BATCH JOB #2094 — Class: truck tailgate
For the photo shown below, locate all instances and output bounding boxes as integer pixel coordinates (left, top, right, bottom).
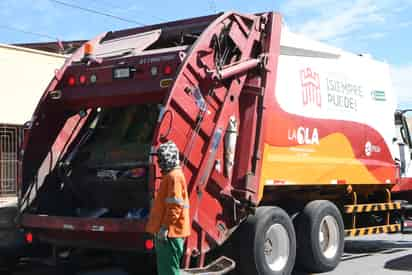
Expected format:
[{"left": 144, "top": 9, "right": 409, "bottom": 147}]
[{"left": 21, "top": 214, "right": 151, "bottom": 250}]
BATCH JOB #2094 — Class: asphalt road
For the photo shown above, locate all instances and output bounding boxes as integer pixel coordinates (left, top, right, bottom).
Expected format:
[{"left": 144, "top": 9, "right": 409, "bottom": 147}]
[
  {"left": 323, "top": 233, "right": 412, "bottom": 275},
  {"left": 8, "top": 233, "right": 412, "bottom": 275}
]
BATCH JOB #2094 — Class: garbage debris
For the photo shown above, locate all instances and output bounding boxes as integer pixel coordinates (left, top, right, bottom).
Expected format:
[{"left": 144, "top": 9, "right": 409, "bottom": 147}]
[{"left": 125, "top": 208, "right": 149, "bottom": 220}]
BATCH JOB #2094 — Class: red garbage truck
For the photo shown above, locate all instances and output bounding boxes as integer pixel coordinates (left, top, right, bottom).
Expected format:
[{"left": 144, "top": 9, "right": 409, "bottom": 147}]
[{"left": 18, "top": 11, "right": 403, "bottom": 274}]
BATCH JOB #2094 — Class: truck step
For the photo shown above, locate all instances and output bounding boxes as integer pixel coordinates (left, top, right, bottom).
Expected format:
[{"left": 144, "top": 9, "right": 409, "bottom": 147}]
[
  {"left": 181, "top": 256, "right": 235, "bottom": 275},
  {"left": 345, "top": 224, "right": 401, "bottom": 237},
  {"left": 401, "top": 203, "right": 412, "bottom": 233},
  {"left": 402, "top": 219, "right": 412, "bottom": 233},
  {"left": 344, "top": 202, "right": 401, "bottom": 213}
]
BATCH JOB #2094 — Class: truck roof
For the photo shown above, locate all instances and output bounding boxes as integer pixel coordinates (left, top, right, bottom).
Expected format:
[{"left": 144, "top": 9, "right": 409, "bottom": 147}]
[{"left": 280, "top": 27, "right": 387, "bottom": 65}]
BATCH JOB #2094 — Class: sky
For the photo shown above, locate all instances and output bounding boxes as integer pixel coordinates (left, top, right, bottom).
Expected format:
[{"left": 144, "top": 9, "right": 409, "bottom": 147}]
[{"left": 0, "top": 0, "right": 411, "bottom": 107}]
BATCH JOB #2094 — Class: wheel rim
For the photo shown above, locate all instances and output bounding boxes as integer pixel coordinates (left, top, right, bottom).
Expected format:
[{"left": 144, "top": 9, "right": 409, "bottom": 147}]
[
  {"left": 319, "top": 215, "right": 340, "bottom": 259},
  {"left": 264, "top": 223, "right": 290, "bottom": 272}
]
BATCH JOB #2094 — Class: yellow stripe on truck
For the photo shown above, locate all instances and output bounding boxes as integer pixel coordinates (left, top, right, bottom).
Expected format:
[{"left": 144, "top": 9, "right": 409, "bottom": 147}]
[
  {"left": 344, "top": 224, "right": 401, "bottom": 237},
  {"left": 260, "top": 133, "right": 380, "bottom": 194},
  {"left": 344, "top": 202, "right": 401, "bottom": 213}
]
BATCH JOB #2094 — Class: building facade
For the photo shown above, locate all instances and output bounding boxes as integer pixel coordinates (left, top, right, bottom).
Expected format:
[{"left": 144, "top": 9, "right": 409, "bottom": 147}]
[{"left": 0, "top": 44, "right": 66, "bottom": 196}]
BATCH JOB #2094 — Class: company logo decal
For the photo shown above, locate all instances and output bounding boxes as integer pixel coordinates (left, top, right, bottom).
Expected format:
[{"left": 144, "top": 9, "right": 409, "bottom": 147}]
[
  {"left": 371, "top": 90, "right": 386, "bottom": 101},
  {"left": 365, "top": 141, "right": 381, "bottom": 157},
  {"left": 288, "top": 127, "right": 319, "bottom": 145},
  {"left": 301, "top": 68, "right": 321, "bottom": 108}
]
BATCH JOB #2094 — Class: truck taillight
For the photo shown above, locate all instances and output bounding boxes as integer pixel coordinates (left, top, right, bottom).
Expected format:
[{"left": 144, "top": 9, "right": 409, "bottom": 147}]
[
  {"left": 90, "top": 74, "right": 97, "bottom": 84},
  {"left": 163, "top": 64, "right": 172, "bottom": 75},
  {"left": 25, "top": 232, "right": 33, "bottom": 244},
  {"left": 68, "top": 76, "right": 76, "bottom": 86},
  {"left": 79, "top": 75, "right": 87, "bottom": 85},
  {"left": 145, "top": 239, "right": 154, "bottom": 250},
  {"left": 150, "top": 66, "right": 158, "bottom": 77}
]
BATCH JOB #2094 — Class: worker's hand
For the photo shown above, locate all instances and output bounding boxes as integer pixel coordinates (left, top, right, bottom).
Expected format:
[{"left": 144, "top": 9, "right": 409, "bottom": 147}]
[{"left": 157, "top": 226, "right": 169, "bottom": 242}]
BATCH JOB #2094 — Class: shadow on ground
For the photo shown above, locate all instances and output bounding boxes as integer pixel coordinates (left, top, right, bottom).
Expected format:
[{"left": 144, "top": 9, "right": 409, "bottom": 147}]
[
  {"left": 344, "top": 239, "right": 412, "bottom": 254},
  {"left": 292, "top": 270, "right": 310, "bottom": 275},
  {"left": 384, "top": 254, "right": 412, "bottom": 272},
  {"left": 294, "top": 239, "right": 412, "bottom": 274}
]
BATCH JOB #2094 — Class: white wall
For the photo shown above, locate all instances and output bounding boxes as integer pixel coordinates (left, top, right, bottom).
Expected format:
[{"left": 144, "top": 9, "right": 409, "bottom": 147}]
[{"left": 0, "top": 44, "right": 66, "bottom": 125}]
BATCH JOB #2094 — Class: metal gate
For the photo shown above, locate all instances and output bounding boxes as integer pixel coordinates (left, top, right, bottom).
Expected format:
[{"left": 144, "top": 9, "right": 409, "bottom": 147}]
[{"left": 0, "top": 124, "right": 23, "bottom": 196}]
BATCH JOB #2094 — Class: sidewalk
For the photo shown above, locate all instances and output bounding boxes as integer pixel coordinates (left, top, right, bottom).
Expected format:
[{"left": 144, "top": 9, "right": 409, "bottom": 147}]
[{"left": 0, "top": 196, "right": 17, "bottom": 208}]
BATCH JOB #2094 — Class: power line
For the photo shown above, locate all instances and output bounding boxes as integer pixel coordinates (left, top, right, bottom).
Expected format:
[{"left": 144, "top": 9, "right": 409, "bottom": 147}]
[
  {"left": 0, "top": 24, "right": 59, "bottom": 41},
  {"left": 209, "top": 0, "right": 217, "bottom": 13},
  {"left": 87, "top": 0, "right": 166, "bottom": 22},
  {"left": 48, "top": 0, "right": 146, "bottom": 26}
]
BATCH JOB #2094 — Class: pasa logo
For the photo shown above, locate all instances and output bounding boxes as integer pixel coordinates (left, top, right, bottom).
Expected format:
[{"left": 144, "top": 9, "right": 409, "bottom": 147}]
[{"left": 301, "top": 68, "right": 321, "bottom": 108}]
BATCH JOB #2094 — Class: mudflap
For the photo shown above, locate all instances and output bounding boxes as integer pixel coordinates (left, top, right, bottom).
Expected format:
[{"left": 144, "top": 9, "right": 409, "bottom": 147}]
[{"left": 181, "top": 256, "right": 235, "bottom": 275}]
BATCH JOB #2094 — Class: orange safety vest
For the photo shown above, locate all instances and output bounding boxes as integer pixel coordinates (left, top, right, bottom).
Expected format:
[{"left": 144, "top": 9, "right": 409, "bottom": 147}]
[{"left": 146, "top": 167, "right": 191, "bottom": 238}]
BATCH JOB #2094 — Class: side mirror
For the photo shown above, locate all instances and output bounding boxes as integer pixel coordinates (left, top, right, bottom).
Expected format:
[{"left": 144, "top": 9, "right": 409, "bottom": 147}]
[{"left": 399, "top": 143, "right": 407, "bottom": 175}]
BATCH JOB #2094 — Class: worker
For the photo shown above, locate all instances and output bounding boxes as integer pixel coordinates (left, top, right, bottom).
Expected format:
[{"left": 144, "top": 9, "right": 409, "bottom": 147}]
[{"left": 146, "top": 141, "right": 191, "bottom": 275}]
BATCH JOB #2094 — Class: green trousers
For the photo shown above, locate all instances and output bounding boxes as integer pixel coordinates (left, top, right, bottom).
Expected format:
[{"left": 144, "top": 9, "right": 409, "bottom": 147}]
[{"left": 155, "top": 237, "right": 184, "bottom": 275}]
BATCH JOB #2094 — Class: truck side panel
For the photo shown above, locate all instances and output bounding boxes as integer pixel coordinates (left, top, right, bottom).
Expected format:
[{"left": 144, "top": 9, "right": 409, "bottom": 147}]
[{"left": 261, "top": 40, "right": 397, "bottom": 190}]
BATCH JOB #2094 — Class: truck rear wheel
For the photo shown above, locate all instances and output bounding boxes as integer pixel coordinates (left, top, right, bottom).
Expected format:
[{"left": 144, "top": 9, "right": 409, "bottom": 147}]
[
  {"left": 295, "top": 200, "right": 344, "bottom": 273},
  {"left": 238, "top": 206, "right": 296, "bottom": 275}
]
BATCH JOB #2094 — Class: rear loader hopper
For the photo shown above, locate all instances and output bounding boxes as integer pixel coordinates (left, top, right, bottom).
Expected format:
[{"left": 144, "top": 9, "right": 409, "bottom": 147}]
[{"left": 18, "top": 11, "right": 403, "bottom": 275}]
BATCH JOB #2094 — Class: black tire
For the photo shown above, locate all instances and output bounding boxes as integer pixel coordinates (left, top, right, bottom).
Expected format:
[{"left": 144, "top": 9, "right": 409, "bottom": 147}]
[
  {"left": 295, "top": 200, "right": 344, "bottom": 273},
  {"left": 238, "top": 206, "right": 296, "bottom": 275}
]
